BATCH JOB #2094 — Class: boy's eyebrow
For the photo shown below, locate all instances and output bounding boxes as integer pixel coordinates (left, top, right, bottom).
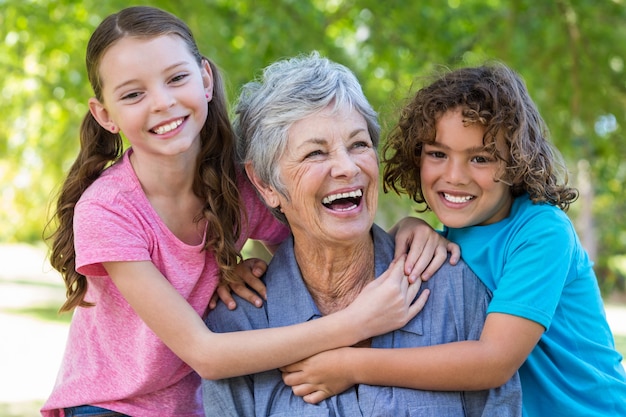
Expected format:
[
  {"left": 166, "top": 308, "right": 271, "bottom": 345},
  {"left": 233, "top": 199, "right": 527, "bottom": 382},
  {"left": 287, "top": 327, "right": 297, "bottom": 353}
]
[{"left": 428, "top": 141, "right": 488, "bottom": 153}]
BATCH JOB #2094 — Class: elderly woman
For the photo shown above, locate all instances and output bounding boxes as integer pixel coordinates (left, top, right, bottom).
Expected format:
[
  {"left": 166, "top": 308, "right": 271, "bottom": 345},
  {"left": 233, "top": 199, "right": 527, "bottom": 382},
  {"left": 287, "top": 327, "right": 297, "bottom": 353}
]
[{"left": 202, "top": 52, "right": 522, "bottom": 416}]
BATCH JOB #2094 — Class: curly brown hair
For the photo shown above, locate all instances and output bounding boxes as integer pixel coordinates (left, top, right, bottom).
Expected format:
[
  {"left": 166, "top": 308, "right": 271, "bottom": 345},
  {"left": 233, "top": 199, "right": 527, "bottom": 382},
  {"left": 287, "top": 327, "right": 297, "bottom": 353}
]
[
  {"left": 383, "top": 62, "right": 578, "bottom": 213},
  {"left": 43, "top": 6, "right": 244, "bottom": 313}
]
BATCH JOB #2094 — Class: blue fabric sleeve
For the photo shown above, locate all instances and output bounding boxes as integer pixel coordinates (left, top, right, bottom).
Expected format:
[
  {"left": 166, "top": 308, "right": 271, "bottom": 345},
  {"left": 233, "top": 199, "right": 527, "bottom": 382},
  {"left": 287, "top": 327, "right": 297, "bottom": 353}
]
[{"left": 487, "top": 209, "right": 576, "bottom": 330}]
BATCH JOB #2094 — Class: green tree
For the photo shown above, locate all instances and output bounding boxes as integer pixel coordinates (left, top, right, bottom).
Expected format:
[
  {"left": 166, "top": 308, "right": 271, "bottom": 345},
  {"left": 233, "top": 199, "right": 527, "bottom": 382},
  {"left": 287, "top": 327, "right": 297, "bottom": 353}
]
[{"left": 1, "top": 0, "right": 624, "bottom": 290}]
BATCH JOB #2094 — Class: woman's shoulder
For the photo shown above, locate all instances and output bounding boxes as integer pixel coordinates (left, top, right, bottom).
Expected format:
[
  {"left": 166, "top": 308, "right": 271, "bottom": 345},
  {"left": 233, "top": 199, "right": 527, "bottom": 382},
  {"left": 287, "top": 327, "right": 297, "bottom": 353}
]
[
  {"left": 430, "top": 257, "right": 491, "bottom": 297},
  {"left": 206, "top": 292, "right": 269, "bottom": 333}
]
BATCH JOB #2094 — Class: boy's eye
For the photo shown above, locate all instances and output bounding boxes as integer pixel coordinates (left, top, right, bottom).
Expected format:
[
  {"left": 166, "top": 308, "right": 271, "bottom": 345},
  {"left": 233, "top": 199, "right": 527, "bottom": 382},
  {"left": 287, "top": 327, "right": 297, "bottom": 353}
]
[
  {"left": 472, "top": 155, "right": 491, "bottom": 163},
  {"left": 427, "top": 151, "right": 446, "bottom": 158}
]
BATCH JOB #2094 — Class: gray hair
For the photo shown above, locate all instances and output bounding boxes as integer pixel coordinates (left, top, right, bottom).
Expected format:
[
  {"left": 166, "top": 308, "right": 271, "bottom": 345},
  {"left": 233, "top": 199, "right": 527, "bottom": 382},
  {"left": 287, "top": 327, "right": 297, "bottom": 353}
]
[{"left": 233, "top": 51, "right": 380, "bottom": 222}]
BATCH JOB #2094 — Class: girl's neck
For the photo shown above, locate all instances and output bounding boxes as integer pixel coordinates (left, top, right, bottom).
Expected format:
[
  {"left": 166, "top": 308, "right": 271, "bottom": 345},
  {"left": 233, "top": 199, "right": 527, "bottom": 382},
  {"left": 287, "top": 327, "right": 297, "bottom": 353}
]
[
  {"left": 129, "top": 148, "right": 205, "bottom": 246},
  {"left": 129, "top": 148, "right": 196, "bottom": 198}
]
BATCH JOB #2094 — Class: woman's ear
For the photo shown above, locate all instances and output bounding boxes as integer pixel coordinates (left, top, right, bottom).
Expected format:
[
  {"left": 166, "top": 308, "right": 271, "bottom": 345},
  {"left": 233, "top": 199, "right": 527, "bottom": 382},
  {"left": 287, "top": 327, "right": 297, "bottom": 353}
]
[
  {"left": 201, "top": 59, "right": 214, "bottom": 102},
  {"left": 88, "top": 97, "right": 119, "bottom": 134},
  {"left": 245, "top": 162, "right": 280, "bottom": 208}
]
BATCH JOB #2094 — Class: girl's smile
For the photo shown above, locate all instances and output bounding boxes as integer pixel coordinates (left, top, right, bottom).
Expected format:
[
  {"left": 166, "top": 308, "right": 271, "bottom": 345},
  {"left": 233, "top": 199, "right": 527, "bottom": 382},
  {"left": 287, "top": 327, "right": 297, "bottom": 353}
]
[
  {"left": 89, "top": 35, "right": 212, "bottom": 164},
  {"left": 150, "top": 116, "right": 187, "bottom": 136}
]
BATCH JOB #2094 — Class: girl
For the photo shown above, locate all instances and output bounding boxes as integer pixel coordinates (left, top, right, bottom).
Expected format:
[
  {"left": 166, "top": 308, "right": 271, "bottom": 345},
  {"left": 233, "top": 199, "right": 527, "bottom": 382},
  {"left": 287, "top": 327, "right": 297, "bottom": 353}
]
[
  {"left": 281, "top": 62, "right": 626, "bottom": 415},
  {"left": 41, "top": 6, "right": 455, "bottom": 417}
]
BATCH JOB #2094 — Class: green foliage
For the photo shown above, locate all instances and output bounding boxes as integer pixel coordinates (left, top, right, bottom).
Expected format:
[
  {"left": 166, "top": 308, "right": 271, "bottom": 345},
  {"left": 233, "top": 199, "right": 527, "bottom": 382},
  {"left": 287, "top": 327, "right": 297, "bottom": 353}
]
[{"left": 1, "top": 0, "right": 625, "bottom": 291}]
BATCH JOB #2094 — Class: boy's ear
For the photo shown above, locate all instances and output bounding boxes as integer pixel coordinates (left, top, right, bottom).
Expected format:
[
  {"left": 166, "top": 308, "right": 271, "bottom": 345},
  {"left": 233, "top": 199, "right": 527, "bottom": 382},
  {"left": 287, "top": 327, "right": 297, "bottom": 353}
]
[
  {"left": 88, "top": 97, "right": 119, "bottom": 134},
  {"left": 245, "top": 162, "right": 281, "bottom": 209}
]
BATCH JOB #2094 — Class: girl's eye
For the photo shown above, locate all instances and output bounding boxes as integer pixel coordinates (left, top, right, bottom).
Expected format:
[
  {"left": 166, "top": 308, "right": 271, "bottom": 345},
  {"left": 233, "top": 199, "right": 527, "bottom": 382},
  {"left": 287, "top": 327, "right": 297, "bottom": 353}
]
[
  {"left": 121, "top": 91, "right": 142, "bottom": 101},
  {"left": 171, "top": 73, "right": 189, "bottom": 83}
]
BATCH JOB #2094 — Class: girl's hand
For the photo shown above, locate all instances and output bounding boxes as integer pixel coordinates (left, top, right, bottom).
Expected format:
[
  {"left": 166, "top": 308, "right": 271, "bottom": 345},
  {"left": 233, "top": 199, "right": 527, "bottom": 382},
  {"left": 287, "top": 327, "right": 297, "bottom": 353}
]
[
  {"left": 389, "top": 216, "right": 460, "bottom": 282},
  {"left": 209, "top": 258, "right": 268, "bottom": 310},
  {"left": 280, "top": 347, "right": 353, "bottom": 404}
]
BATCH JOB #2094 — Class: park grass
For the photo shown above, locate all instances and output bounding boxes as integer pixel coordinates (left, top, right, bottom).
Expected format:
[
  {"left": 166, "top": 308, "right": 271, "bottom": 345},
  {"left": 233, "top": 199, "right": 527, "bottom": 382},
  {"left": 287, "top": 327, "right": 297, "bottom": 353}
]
[
  {"left": 1, "top": 304, "right": 71, "bottom": 324},
  {"left": 0, "top": 400, "right": 44, "bottom": 417}
]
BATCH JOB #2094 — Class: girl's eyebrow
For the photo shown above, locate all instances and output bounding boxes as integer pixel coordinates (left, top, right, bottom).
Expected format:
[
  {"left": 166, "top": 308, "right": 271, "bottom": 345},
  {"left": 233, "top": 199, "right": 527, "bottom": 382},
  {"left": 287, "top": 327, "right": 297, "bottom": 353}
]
[{"left": 111, "top": 60, "right": 191, "bottom": 93}]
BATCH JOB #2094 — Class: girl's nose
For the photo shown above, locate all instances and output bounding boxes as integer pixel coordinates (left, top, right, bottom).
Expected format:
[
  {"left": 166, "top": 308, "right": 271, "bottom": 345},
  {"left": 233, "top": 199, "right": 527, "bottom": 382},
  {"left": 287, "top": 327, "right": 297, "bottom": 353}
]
[{"left": 151, "top": 88, "right": 176, "bottom": 112}]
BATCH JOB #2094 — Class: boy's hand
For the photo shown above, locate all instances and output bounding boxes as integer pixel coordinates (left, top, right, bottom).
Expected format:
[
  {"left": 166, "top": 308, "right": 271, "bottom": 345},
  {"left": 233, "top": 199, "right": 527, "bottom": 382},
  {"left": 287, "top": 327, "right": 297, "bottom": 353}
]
[{"left": 390, "top": 216, "right": 460, "bottom": 282}]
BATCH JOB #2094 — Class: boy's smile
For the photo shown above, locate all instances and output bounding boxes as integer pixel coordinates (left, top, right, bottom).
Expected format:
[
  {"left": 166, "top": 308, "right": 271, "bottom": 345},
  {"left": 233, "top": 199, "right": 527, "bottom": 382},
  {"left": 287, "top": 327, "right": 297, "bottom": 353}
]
[{"left": 420, "top": 109, "right": 512, "bottom": 228}]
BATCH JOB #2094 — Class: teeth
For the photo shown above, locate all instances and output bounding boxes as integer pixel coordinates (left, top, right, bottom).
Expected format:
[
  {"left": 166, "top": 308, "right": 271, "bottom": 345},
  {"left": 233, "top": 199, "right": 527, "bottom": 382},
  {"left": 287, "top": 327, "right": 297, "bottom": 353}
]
[
  {"left": 153, "top": 118, "right": 183, "bottom": 135},
  {"left": 322, "top": 189, "right": 363, "bottom": 205},
  {"left": 443, "top": 193, "right": 473, "bottom": 203}
]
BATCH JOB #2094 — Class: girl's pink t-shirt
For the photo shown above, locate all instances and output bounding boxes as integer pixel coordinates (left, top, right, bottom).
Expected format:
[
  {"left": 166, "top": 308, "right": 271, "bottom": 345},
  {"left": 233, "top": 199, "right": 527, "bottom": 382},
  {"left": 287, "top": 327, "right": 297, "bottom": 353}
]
[{"left": 41, "top": 149, "right": 289, "bottom": 417}]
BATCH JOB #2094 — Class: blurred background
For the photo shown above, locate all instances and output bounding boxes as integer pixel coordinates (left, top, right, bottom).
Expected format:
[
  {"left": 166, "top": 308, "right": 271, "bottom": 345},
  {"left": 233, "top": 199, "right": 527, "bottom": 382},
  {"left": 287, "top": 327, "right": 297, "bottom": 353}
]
[{"left": 1, "top": 0, "right": 625, "bottom": 415}]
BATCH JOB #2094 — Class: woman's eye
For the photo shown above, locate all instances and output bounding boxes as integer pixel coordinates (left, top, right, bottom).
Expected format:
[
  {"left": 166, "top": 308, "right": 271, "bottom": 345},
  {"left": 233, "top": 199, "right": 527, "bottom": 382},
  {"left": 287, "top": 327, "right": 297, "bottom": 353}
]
[
  {"left": 352, "top": 140, "right": 371, "bottom": 149},
  {"left": 305, "top": 150, "right": 324, "bottom": 159}
]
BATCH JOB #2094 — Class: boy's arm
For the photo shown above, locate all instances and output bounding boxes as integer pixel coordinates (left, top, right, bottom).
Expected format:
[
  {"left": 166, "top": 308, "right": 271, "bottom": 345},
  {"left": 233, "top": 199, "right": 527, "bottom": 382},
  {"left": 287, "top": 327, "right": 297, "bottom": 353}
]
[{"left": 281, "top": 312, "right": 543, "bottom": 404}]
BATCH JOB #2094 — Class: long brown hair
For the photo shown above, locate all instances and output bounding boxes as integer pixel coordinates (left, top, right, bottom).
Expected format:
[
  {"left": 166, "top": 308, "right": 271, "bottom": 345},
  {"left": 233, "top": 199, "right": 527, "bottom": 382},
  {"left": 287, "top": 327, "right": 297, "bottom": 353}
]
[
  {"left": 44, "top": 6, "right": 244, "bottom": 313},
  {"left": 383, "top": 62, "right": 578, "bottom": 212}
]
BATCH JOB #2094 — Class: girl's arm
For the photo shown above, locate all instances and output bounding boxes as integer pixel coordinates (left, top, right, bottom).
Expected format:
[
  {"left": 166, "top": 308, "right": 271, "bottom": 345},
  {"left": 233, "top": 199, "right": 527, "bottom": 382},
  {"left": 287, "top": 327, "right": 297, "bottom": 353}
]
[
  {"left": 281, "top": 312, "right": 544, "bottom": 404},
  {"left": 103, "top": 255, "right": 429, "bottom": 380},
  {"left": 389, "top": 216, "right": 460, "bottom": 281}
]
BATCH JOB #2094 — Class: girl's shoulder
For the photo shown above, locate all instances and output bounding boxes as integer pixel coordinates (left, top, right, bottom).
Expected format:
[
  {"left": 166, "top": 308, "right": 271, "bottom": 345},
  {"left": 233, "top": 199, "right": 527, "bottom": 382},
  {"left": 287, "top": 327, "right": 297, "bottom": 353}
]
[{"left": 80, "top": 151, "right": 140, "bottom": 205}]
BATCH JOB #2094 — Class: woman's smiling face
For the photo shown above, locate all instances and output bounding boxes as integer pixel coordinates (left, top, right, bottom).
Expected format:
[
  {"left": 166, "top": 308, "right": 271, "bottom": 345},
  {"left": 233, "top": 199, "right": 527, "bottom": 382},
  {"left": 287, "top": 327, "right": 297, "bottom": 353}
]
[{"left": 267, "top": 103, "right": 379, "bottom": 245}]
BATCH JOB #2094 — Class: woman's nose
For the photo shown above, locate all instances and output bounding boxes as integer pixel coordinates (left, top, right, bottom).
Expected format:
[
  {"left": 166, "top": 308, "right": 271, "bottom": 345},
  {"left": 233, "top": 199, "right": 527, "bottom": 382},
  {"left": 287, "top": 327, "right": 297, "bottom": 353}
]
[{"left": 330, "top": 149, "right": 360, "bottom": 178}]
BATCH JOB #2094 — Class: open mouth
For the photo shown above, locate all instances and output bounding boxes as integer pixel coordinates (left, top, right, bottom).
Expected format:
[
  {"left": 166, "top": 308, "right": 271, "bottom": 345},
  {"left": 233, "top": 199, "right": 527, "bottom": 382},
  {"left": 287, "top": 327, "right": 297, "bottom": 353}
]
[
  {"left": 322, "top": 189, "right": 363, "bottom": 212},
  {"left": 150, "top": 117, "right": 185, "bottom": 135}
]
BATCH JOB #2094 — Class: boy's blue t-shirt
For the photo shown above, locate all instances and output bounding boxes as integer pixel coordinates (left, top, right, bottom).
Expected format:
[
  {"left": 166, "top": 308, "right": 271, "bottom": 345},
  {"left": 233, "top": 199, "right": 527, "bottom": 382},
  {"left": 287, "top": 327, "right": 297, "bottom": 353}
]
[{"left": 444, "top": 194, "right": 626, "bottom": 416}]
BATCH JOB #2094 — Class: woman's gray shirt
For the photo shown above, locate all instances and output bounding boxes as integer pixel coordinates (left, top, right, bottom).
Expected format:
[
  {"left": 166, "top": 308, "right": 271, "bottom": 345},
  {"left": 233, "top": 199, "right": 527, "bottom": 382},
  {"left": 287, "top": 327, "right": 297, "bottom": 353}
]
[{"left": 202, "top": 224, "right": 522, "bottom": 417}]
